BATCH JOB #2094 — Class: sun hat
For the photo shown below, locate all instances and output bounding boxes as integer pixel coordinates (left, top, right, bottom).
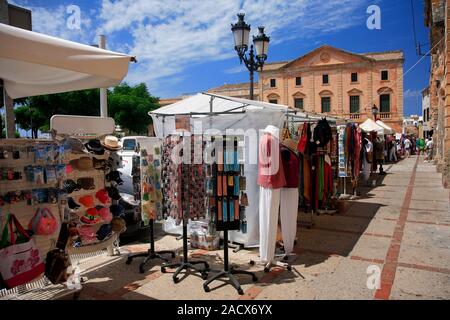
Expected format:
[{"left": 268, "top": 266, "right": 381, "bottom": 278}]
[
  {"left": 96, "top": 206, "right": 113, "bottom": 223},
  {"left": 101, "top": 135, "right": 122, "bottom": 151},
  {"left": 95, "top": 189, "right": 110, "bottom": 204},
  {"left": 79, "top": 195, "right": 94, "bottom": 208},
  {"left": 68, "top": 197, "right": 81, "bottom": 209},
  {"left": 85, "top": 139, "right": 105, "bottom": 155},
  {"left": 80, "top": 207, "right": 101, "bottom": 225},
  {"left": 106, "top": 171, "right": 124, "bottom": 185},
  {"left": 106, "top": 186, "right": 121, "bottom": 200},
  {"left": 61, "top": 138, "right": 89, "bottom": 154},
  {"left": 70, "top": 157, "right": 94, "bottom": 171}
]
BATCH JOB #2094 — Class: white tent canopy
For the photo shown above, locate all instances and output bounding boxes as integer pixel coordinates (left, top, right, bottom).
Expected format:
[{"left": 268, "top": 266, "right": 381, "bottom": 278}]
[
  {"left": 376, "top": 120, "right": 395, "bottom": 134},
  {"left": 360, "top": 118, "right": 386, "bottom": 135},
  {"left": 0, "top": 23, "right": 133, "bottom": 99},
  {"left": 150, "top": 93, "right": 296, "bottom": 137}
]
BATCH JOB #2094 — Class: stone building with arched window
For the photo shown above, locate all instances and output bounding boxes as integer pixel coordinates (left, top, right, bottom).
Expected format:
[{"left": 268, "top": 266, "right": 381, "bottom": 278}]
[{"left": 208, "top": 45, "right": 404, "bottom": 132}]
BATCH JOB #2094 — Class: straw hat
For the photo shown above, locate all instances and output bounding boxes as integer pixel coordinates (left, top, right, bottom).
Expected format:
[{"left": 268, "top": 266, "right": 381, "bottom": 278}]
[
  {"left": 62, "top": 137, "right": 88, "bottom": 154},
  {"left": 282, "top": 138, "right": 298, "bottom": 153},
  {"left": 69, "top": 157, "right": 93, "bottom": 171},
  {"left": 101, "top": 135, "right": 122, "bottom": 151}
]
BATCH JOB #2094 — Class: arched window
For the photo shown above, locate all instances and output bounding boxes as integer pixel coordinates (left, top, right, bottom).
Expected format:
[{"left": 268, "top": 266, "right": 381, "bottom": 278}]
[
  {"left": 377, "top": 87, "right": 393, "bottom": 113},
  {"left": 348, "top": 89, "right": 363, "bottom": 114},
  {"left": 267, "top": 93, "right": 280, "bottom": 104},
  {"left": 292, "top": 92, "right": 306, "bottom": 109},
  {"left": 319, "top": 90, "right": 333, "bottom": 113}
]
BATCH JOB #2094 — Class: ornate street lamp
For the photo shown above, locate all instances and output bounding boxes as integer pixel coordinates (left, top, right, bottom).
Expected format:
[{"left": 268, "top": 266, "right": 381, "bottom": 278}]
[
  {"left": 372, "top": 104, "right": 379, "bottom": 121},
  {"left": 231, "top": 13, "right": 270, "bottom": 100}
]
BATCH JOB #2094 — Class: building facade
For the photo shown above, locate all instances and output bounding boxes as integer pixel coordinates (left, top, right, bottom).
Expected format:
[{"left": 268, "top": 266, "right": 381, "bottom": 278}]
[
  {"left": 209, "top": 45, "right": 404, "bottom": 132},
  {"left": 425, "top": 0, "right": 450, "bottom": 188},
  {"left": 422, "top": 87, "right": 431, "bottom": 138}
]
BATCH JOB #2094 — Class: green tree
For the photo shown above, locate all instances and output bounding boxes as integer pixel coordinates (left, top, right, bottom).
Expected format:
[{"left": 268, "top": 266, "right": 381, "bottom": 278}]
[{"left": 108, "top": 83, "right": 160, "bottom": 134}]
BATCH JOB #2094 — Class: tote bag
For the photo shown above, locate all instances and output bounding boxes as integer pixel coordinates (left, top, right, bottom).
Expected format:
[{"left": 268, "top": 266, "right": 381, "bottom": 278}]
[{"left": 0, "top": 214, "right": 45, "bottom": 289}]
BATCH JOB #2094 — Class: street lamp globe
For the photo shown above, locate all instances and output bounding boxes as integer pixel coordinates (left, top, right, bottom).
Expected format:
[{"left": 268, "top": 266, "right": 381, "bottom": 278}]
[
  {"left": 253, "top": 26, "right": 270, "bottom": 62},
  {"left": 231, "top": 13, "right": 251, "bottom": 51}
]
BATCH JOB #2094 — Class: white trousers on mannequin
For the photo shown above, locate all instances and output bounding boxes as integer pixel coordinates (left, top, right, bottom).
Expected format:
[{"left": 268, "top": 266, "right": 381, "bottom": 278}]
[
  {"left": 259, "top": 187, "right": 280, "bottom": 263},
  {"left": 280, "top": 188, "right": 299, "bottom": 255}
]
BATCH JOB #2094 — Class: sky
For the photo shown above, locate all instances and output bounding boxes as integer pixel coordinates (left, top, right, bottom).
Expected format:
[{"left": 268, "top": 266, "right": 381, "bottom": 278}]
[{"left": 8, "top": 0, "right": 430, "bottom": 116}]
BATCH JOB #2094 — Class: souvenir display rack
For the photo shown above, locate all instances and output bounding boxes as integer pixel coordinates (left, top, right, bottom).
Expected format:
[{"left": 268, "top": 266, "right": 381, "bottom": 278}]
[
  {"left": 126, "top": 142, "right": 175, "bottom": 273},
  {"left": 62, "top": 138, "right": 122, "bottom": 257},
  {"left": 0, "top": 139, "right": 80, "bottom": 299},
  {"left": 160, "top": 134, "right": 209, "bottom": 283},
  {"left": 203, "top": 136, "right": 257, "bottom": 295}
]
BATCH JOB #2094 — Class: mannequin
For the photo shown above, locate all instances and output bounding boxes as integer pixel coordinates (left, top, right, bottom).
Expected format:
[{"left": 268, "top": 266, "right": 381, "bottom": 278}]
[
  {"left": 258, "top": 125, "right": 286, "bottom": 264},
  {"left": 279, "top": 138, "right": 300, "bottom": 257}
]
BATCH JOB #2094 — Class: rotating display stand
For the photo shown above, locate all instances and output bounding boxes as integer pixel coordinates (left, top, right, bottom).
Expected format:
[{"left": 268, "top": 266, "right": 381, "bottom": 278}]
[
  {"left": 126, "top": 219, "right": 175, "bottom": 273},
  {"left": 125, "top": 149, "right": 175, "bottom": 273},
  {"left": 203, "top": 137, "right": 257, "bottom": 295},
  {"left": 161, "top": 154, "right": 209, "bottom": 283}
]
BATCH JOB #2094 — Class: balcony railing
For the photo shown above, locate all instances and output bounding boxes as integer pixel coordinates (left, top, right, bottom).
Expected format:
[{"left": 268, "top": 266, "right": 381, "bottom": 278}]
[
  {"left": 339, "top": 113, "right": 361, "bottom": 120},
  {"left": 378, "top": 112, "right": 391, "bottom": 119}
]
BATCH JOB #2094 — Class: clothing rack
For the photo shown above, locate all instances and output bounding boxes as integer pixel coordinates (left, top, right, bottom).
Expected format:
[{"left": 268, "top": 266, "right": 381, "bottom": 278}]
[{"left": 203, "top": 137, "right": 257, "bottom": 295}]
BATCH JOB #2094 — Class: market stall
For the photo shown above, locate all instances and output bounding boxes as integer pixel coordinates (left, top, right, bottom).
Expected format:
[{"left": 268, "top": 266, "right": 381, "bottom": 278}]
[
  {"left": 0, "top": 24, "right": 134, "bottom": 299},
  {"left": 150, "top": 93, "right": 290, "bottom": 248}
]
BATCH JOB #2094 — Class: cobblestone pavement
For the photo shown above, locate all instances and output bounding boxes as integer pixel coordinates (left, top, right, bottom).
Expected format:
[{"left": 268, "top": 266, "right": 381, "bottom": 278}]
[{"left": 71, "top": 155, "right": 450, "bottom": 300}]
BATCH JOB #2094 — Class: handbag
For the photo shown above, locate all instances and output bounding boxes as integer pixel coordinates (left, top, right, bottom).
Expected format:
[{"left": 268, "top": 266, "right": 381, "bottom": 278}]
[
  {"left": 28, "top": 207, "right": 58, "bottom": 236},
  {"left": 45, "top": 222, "right": 70, "bottom": 284},
  {"left": 0, "top": 214, "right": 45, "bottom": 289}
]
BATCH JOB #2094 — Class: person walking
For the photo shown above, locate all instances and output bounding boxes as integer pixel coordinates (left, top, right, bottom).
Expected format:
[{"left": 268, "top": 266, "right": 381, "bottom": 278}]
[
  {"left": 374, "top": 136, "right": 385, "bottom": 175},
  {"left": 389, "top": 137, "right": 398, "bottom": 162},
  {"left": 426, "top": 138, "right": 434, "bottom": 162},
  {"left": 361, "top": 135, "right": 373, "bottom": 185},
  {"left": 418, "top": 138, "right": 425, "bottom": 156},
  {"left": 404, "top": 136, "right": 412, "bottom": 158}
]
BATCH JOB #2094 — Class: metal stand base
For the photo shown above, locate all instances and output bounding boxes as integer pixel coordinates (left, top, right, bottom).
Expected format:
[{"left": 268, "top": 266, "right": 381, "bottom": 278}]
[
  {"left": 125, "top": 219, "right": 176, "bottom": 274},
  {"left": 161, "top": 261, "right": 210, "bottom": 283},
  {"left": 126, "top": 249, "right": 176, "bottom": 274},
  {"left": 204, "top": 267, "right": 257, "bottom": 295},
  {"left": 161, "top": 223, "right": 210, "bottom": 283}
]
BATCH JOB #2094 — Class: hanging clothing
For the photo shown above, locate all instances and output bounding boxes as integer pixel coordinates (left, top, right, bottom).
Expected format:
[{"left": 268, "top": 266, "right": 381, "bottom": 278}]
[
  {"left": 303, "top": 157, "right": 311, "bottom": 203},
  {"left": 280, "top": 188, "right": 299, "bottom": 255},
  {"left": 259, "top": 187, "right": 281, "bottom": 263},
  {"left": 353, "top": 126, "right": 362, "bottom": 178},
  {"left": 280, "top": 146, "right": 300, "bottom": 188},
  {"left": 257, "top": 133, "right": 286, "bottom": 189}
]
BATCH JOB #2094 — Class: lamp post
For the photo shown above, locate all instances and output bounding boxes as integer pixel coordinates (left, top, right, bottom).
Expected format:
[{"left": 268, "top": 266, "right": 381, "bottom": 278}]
[
  {"left": 231, "top": 13, "right": 270, "bottom": 100},
  {"left": 372, "top": 104, "right": 379, "bottom": 121}
]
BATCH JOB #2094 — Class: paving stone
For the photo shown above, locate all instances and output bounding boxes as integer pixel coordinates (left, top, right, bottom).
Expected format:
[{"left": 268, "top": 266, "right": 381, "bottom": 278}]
[{"left": 390, "top": 267, "right": 450, "bottom": 300}]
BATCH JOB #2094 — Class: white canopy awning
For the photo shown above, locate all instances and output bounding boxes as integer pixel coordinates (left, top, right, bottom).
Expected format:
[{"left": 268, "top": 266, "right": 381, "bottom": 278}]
[
  {"left": 360, "top": 118, "right": 386, "bottom": 135},
  {"left": 0, "top": 23, "right": 133, "bottom": 99},
  {"left": 376, "top": 120, "right": 395, "bottom": 134}
]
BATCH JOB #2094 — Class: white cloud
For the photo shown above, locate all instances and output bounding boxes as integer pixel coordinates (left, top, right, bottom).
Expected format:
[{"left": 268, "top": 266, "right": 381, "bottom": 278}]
[
  {"left": 97, "top": 0, "right": 369, "bottom": 96},
  {"left": 9, "top": 0, "right": 371, "bottom": 98},
  {"left": 224, "top": 65, "right": 247, "bottom": 74},
  {"left": 9, "top": 1, "right": 95, "bottom": 44},
  {"left": 404, "top": 89, "right": 422, "bottom": 99}
]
